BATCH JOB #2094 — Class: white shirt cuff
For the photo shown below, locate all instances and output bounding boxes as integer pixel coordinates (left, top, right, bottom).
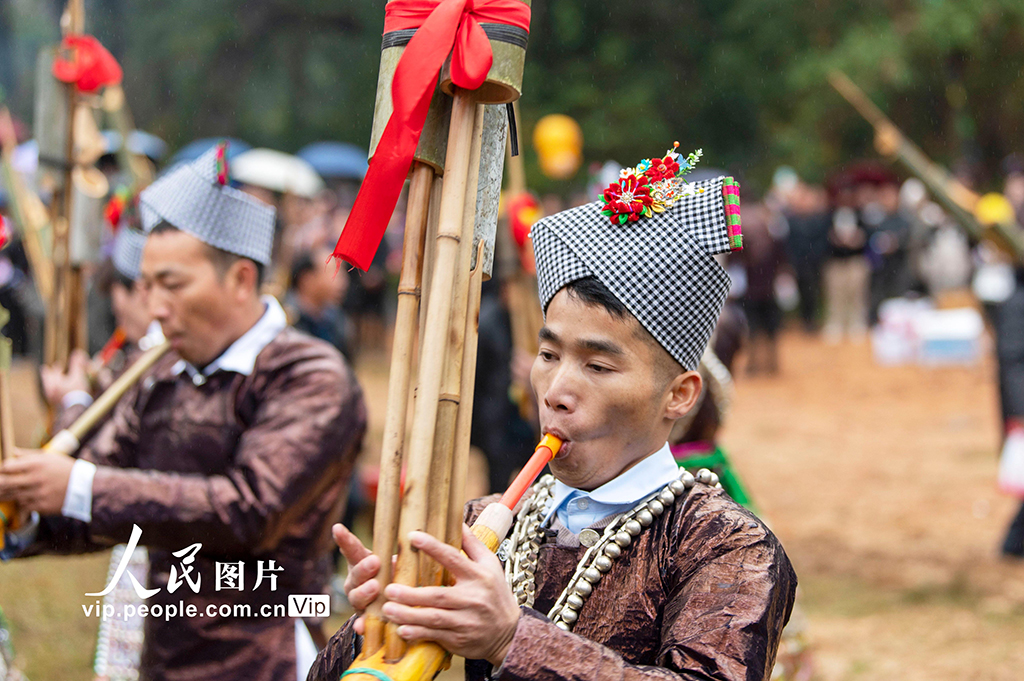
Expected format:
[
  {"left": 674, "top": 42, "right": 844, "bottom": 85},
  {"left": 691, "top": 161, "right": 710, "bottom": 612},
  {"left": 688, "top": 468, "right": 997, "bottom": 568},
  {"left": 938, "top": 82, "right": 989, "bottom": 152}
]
[
  {"left": 62, "top": 459, "right": 97, "bottom": 523},
  {"left": 61, "top": 390, "right": 94, "bottom": 411}
]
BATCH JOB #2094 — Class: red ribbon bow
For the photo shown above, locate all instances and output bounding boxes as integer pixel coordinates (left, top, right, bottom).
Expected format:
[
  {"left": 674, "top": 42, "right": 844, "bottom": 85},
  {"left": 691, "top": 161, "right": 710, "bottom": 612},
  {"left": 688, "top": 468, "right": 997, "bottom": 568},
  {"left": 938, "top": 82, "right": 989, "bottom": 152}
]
[
  {"left": 52, "top": 34, "right": 123, "bottom": 93},
  {"left": 331, "top": 0, "right": 530, "bottom": 271}
]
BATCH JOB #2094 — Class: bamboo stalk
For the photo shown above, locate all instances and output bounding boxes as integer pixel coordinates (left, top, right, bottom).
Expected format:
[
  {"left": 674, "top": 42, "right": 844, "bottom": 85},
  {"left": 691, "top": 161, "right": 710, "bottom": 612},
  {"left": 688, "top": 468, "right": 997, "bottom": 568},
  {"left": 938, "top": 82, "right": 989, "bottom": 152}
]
[
  {"left": 0, "top": 304, "right": 20, "bottom": 550},
  {"left": 423, "top": 103, "right": 485, "bottom": 587},
  {"left": 362, "top": 162, "right": 434, "bottom": 656},
  {"left": 446, "top": 240, "right": 486, "bottom": 549},
  {"left": 389, "top": 87, "right": 479, "bottom": 660}
]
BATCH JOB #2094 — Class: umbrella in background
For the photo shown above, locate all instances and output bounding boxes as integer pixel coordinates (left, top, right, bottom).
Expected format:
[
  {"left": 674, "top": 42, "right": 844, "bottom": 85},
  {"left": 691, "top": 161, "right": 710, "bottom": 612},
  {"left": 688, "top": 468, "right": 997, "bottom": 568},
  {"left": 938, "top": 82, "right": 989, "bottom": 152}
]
[
  {"left": 167, "top": 137, "right": 251, "bottom": 168},
  {"left": 296, "top": 141, "right": 368, "bottom": 181},
  {"left": 231, "top": 148, "right": 325, "bottom": 198},
  {"left": 100, "top": 129, "right": 169, "bottom": 162}
]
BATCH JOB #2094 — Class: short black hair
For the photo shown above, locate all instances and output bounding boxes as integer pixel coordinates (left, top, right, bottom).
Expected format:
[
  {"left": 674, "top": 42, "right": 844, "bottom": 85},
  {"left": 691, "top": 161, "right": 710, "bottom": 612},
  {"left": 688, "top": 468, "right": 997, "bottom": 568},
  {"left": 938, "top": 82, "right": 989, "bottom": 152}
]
[
  {"left": 95, "top": 258, "right": 136, "bottom": 296},
  {"left": 290, "top": 251, "right": 319, "bottom": 290},
  {"left": 150, "top": 220, "right": 265, "bottom": 286},
  {"left": 560, "top": 276, "right": 684, "bottom": 382}
]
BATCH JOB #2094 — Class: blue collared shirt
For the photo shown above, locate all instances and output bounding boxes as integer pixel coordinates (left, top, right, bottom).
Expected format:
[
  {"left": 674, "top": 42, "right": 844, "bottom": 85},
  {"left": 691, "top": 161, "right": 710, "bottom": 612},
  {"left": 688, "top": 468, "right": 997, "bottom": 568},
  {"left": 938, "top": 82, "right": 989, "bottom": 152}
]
[{"left": 543, "top": 442, "right": 680, "bottom": 533}]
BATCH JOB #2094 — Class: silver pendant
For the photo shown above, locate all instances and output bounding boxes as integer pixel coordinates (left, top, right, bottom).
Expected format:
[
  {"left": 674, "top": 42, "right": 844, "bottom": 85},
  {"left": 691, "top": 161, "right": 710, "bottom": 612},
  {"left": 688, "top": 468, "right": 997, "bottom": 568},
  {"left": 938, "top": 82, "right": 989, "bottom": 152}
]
[{"left": 578, "top": 528, "right": 601, "bottom": 547}]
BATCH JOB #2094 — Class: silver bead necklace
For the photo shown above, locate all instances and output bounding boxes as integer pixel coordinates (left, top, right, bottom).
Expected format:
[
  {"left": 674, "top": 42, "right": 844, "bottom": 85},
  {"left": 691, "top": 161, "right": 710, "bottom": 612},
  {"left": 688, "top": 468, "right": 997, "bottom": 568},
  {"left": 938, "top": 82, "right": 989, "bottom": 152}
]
[{"left": 501, "top": 467, "right": 722, "bottom": 632}]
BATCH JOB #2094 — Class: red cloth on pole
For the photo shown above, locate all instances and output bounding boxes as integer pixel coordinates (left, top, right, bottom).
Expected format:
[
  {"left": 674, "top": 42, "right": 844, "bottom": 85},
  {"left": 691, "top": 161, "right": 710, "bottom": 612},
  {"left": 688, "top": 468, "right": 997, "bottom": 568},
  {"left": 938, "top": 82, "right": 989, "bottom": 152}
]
[
  {"left": 331, "top": 0, "right": 530, "bottom": 271},
  {"left": 52, "top": 34, "right": 123, "bottom": 93}
]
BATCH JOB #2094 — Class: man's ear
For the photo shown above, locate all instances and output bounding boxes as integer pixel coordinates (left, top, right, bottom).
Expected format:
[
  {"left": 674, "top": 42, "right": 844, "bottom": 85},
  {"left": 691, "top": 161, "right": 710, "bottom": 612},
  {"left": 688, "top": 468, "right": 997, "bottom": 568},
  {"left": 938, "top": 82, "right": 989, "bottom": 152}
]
[
  {"left": 228, "top": 259, "right": 259, "bottom": 299},
  {"left": 664, "top": 371, "right": 702, "bottom": 421}
]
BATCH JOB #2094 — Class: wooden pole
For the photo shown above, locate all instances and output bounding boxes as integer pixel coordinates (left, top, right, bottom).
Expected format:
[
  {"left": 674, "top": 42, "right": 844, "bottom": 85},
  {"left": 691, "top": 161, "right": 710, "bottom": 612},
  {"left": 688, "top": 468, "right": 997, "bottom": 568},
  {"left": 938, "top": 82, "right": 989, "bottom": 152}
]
[
  {"left": 828, "top": 70, "right": 1024, "bottom": 263},
  {"left": 389, "top": 87, "right": 479, "bottom": 660},
  {"left": 423, "top": 103, "right": 485, "bottom": 587},
  {"left": 362, "top": 161, "right": 434, "bottom": 655}
]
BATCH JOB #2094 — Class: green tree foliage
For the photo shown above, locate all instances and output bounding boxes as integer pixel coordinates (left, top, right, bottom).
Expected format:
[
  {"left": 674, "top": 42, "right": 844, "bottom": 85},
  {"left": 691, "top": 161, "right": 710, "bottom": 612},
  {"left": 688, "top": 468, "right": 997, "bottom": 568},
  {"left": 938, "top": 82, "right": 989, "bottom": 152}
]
[{"left": 4, "top": 0, "right": 1024, "bottom": 191}]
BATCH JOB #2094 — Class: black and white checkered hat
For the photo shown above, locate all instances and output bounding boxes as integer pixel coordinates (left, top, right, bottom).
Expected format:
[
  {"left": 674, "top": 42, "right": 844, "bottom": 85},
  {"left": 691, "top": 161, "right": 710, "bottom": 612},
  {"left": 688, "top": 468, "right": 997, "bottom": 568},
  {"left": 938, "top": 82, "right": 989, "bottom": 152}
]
[
  {"left": 111, "top": 226, "right": 147, "bottom": 282},
  {"left": 138, "top": 145, "right": 275, "bottom": 265},
  {"left": 531, "top": 176, "right": 742, "bottom": 371}
]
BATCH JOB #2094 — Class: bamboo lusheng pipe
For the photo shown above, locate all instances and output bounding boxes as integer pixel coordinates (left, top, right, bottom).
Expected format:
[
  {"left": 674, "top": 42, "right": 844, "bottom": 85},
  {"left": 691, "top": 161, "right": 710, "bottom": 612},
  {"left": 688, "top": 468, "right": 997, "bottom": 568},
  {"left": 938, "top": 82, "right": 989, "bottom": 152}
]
[
  {"left": 0, "top": 306, "right": 19, "bottom": 551},
  {"left": 44, "top": 339, "right": 170, "bottom": 456},
  {"left": 828, "top": 70, "right": 1024, "bottom": 264},
  {"left": 423, "top": 102, "right": 486, "bottom": 588},
  {"left": 389, "top": 87, "right": 481, "bottom": 661},
  {"left": 343, "top": 435, "right": 562, "bottom": 681},
  {"left": 362, "top": 162, "right": 435, "bottom": 656},
  {"left": 446, "top": 241, "right": 487, "bottom": 550}
]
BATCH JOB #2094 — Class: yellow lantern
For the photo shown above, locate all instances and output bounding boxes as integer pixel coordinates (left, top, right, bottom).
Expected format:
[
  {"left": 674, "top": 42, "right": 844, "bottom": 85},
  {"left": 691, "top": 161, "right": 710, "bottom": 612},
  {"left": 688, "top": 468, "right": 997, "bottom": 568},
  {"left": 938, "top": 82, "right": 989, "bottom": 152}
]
[
  {"left": 532, "top": 114, "right": 583, "bottom": 179},
  {"left": 975, "top": 192, "right": 1016, "bottom": 226}
]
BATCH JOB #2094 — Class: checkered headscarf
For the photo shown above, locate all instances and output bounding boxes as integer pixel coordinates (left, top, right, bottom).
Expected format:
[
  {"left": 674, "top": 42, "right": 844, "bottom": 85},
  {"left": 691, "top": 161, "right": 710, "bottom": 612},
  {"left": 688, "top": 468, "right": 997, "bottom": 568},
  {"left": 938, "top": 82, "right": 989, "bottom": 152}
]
[
  {"left": 138, "top": 145, "right": 275, "bottom": 265},
  {"left": 531, "top": 176, "right": 743, "bottom": 371},
  {"left": 111, "top": 226, "right": 147, "bottom": 281}
]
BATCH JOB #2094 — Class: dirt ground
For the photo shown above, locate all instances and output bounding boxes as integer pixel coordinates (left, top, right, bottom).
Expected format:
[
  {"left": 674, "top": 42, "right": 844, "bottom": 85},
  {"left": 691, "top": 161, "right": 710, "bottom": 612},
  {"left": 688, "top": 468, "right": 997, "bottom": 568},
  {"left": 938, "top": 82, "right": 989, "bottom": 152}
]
[{"left": 2, "top": 329, "right": 1023, "bottom": 680}]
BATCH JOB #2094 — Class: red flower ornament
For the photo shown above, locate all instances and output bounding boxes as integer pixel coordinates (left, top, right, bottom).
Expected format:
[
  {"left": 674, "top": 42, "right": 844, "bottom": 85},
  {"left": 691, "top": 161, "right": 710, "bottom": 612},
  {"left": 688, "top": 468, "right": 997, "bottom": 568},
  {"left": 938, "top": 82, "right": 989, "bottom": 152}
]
[
  {"left": 645, "top": 155, "right": 680, "bottom": 182},
  {"left": 601, "top": 172, "right": 654, "bottom": 225}
]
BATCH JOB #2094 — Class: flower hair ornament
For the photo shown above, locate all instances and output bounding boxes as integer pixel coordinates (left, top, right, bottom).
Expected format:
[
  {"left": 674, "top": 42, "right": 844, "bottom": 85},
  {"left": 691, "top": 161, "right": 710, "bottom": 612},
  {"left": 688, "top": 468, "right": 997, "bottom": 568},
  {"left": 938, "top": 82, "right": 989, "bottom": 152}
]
[{"left": 601, "top": 143, "right": 704, "bottom": 225}]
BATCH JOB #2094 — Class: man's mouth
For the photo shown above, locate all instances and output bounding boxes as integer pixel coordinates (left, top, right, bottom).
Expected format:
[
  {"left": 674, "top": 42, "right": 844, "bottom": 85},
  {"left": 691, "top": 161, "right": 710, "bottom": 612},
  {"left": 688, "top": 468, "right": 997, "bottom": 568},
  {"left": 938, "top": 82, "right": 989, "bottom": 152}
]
[{"left": 542, "top": 427, "right": 572, "bottom": 458}]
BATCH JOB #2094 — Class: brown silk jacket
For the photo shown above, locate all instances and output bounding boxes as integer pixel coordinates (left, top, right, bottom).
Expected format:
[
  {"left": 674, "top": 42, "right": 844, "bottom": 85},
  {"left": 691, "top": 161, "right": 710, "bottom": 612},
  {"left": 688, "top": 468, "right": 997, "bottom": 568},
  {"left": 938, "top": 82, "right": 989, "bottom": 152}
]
[
  {"left": 30, "top": 328, "right": 367, "bottom": 681},
  {"left": 310, "top": 483, "right": 796, "bottom": 681}
]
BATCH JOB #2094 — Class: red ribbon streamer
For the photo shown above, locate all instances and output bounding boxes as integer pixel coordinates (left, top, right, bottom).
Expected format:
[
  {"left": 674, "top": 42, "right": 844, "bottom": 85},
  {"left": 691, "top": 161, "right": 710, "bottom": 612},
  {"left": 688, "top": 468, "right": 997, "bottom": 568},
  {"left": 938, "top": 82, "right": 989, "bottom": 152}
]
[
  {"left": 331, "top": 0, "right": 530, "bottom": 271},
  {"left": 52, "top": 34, "right": 123, "bottom": 93}
]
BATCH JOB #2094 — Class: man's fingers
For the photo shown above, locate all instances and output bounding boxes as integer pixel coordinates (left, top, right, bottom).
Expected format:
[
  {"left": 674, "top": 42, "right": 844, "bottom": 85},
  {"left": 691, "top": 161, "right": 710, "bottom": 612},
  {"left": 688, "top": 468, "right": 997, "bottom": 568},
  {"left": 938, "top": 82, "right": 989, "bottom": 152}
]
[
  {"left": 346, "top": 579, "right": 381, "bottom": 612},
  {"left": 344, "top": 555, "right": 381, "bottom": 593},
  {"left": 383, "top": 584, "right": 458, "bottom": 609},
  {"left": 382, "top": 601, "right": 457, "bottom": 631},
  {"left": 332, "top": 523, "right": 372, "bottom": 564},
  {"left": 408, "top": 531, "right": 474, "bottom": 580}
]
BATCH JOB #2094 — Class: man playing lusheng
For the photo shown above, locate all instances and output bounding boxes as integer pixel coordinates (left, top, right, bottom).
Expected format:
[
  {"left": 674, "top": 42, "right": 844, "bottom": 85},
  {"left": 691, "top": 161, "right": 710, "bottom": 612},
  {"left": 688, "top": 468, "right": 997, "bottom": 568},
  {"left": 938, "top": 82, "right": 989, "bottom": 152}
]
[
  {"left": 0, "top": 145, "right": 366, "bottom": 681},
  {"left": 310, "top": 146, "right": 796, "bottom": 681}
]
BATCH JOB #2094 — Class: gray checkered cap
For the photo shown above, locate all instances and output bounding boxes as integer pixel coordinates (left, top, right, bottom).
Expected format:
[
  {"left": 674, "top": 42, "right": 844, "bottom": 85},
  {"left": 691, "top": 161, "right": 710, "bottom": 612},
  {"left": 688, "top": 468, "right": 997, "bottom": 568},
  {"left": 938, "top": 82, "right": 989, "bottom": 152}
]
[
  {"left": 111, "top": 227, "right": 148, "bottom": 281},
  {"left": 531, "top": 176, "right": 737, "bottom": 371},
  {"left": 138, "top": 145, "right": 275, "bottom": 265}
]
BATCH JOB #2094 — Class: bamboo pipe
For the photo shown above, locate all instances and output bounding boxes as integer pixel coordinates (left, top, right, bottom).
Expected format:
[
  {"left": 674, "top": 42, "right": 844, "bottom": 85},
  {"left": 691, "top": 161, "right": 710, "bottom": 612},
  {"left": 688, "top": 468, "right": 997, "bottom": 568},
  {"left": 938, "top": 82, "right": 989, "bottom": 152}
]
[
  {"left": 0, "top": 307, "right": 18, "bottom": 551},
  {"left": 445, "top": 241, "right": 487, "bottom": 549},
  {"left": 0, "top": 373, "right": 19, "bottom": 551},
  {"left": 390, "top": 87, "right": 480, "bottom": 660},
  {"left": 423, "top": 103, "right": 485, "bottom": 587},
  {"left": 362, "top": 162, "right": 435, "bottom": 655},
  {"left": 44, "top": 340, "right": 171, "bottom": 456}
]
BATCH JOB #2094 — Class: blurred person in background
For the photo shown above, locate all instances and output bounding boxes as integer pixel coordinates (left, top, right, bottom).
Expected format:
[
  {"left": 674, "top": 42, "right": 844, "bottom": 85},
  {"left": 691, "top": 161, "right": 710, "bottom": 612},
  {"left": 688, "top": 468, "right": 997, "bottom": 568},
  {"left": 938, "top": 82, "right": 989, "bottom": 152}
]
[
  {"left": 737, "top": 201, "right": 787, "bottom": 375},
  {"left": 0, "top": 213, "right": 40, "bottom": 358},
  {"left": 822, "top": 182, "right": 869, "bottom": 342},
  {"left": 863, "top": 178, "right": 913, "bottom": 324},
  {"left": 782, "top": 182, "right": 831, "bottom": 333},
  {"left": 287, "top": 247, "right": 353, "bottom": 361}
]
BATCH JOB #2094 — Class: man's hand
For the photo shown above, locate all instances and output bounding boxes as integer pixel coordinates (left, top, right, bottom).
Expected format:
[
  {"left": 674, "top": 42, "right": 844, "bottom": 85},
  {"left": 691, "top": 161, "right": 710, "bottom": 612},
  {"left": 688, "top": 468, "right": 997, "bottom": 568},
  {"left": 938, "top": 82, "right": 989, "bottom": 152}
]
[
  {"left": 40, "top": 349, "right": 91, "bottom": 407},
  {"left": 0, "top": 450, "right": 75, "bottom": 515},
  {"left": 382, "top": 526, "right": 521, "bottom": 667},
  {"left": 333, "top": 523, "right": 383, "bottom": 635}
]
